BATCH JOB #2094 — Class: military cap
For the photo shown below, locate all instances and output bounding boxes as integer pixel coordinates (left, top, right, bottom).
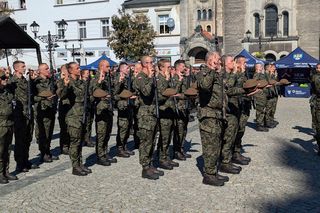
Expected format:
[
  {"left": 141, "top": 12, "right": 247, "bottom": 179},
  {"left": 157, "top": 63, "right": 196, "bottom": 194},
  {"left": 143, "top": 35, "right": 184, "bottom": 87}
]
[
  {"left": 184, "top": 88, "right": 198, "bottom": 96},
  {"left": 93, "top": 88, "right": 108, "bottom": 98},
  {"left": 38, "top": 90, "right": 54, "bottom": 97},
  {"left": 279, "top": 79, "right": 291, "bottom": 85},
  {"left": 119, "top": 89, "right": 133, "bottom": 99},
  {"left": 243, "top": 79, "right": 258, "bottom": 89},
  {"left": 162, "top": 88, "right": 176, "bottom": 97},
  {"left": 257, "top": 80, "right": 268, "bottom": 88},
  {"left": 269, "top": 79, "right": 278, "bottom": 85}
]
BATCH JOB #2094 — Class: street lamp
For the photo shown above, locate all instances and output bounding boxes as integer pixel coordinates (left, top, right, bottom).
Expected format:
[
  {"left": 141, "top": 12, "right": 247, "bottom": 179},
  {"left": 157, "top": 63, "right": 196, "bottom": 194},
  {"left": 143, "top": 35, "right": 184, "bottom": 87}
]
[
  {"left": 245, "top": 30, "right": 252, "bottom": 42},
  {"left": 64, "top": 39, "right": 84, "bottom": 62},
  {"left": 245, "top": 29, "right": 268, "bottom": 53},
  {"left": 30, "top": 19, "right": 68, "bottom": 73}
]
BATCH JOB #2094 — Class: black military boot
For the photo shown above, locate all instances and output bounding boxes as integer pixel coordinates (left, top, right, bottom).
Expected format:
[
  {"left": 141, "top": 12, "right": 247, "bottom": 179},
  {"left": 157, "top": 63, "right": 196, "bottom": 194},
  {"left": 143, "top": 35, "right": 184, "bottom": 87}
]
[
  {"left": 117, "top": 149, "right": 130, "bottom": 158},
  {"left": 183, "top": 152, "right": 192, "bottom": 158},
  {"left": 149, "top": 166, "right": 164, "bottom": 176},
  {"left": 106, "top": 154, "right": 117, "bottom": 163},
  {"left": 175, "top": 152, "right": 186, "bottom": 161},
  {"left": 97, "top": 159, "right": 111, "bottom": 166},
  {"left": 219, "top": 163, "right": 241, "bottom": 174},
  {"left": 202, "top": 174, "right": 224, "bottom": 186},
  {"left": 142, "top": 166, "right": 159, "bottom": 180},
  {"left": 232, "top": 153, "right": 249, "bottom": 165},
  {"left": 216, "top": 173, "right": 229, "bottom": 182},
  {"left": 266, "top": 122, "right": 276, "bottom": 128},
  {"left": 5, "top": 171, "right": 18, "bottom": 181},
  {"left": 41, "top": 154, "right": 53, "bottom": 163},
  {"left": 72, "top": 166, "right": 87, "bottom": 176},
  {"left": 159, "top": 160, "right": 174, "bottom": 170},
  {"left": 0, "top": 174, "right": 9, "bottom": 184},
  {"left": 272, "top": 120, "right": 279, "bottom": 125},
  {"left": 81, "top": 165, "right": 92, "bottom": 174},
  {"left": 167, "top": 159, "right": 179, "bottom": 167},
  {"left": 256, "top": 125, "right": 269, "bottom": 132},
  {"left": 125, "top": 149, "right": 135, "bottom": 156}
]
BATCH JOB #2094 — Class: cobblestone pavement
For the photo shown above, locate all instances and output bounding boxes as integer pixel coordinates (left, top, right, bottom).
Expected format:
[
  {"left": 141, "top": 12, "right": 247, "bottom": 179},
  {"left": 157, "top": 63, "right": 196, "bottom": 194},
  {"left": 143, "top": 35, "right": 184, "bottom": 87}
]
[{"left": 1, "top": 98, "right": 320, "bottom": 212}]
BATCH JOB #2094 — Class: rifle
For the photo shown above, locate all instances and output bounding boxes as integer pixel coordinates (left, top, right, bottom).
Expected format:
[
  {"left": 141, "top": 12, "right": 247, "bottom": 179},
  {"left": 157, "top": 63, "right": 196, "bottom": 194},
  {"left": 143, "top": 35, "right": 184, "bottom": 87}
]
[
  {"left": 127, "top": 68, "right": 133, "bottom": 119},
  {"left": 169, "top": 75, "right": 180, "bottom": 115},
  {"left": 153, "top": 70, "right": 159, "bottom": 119},
  {"left": 81, "top": 76, "right": 90, "bottom": 142},
  {"left": 107, "top": 70, "right": 114, "bottom": 112},
  {"left": 26, "top": 72, "right": 32, "bottom": 120},
  {"left": 185, "top": 66, "right": 192, "bottom": 112},
  {"left": 221, "top": 70, "right": 227, "bottom": 122}
]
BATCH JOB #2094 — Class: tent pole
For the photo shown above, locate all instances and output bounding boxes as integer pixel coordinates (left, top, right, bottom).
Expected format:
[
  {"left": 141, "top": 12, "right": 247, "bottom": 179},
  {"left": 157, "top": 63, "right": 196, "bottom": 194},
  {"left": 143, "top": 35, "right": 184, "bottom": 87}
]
[
  {"left": 5, "top": 49, "right": 9, "bottom": 67},
  {"left": 36, "top": 46, "right": 42, "bottom": 64}
]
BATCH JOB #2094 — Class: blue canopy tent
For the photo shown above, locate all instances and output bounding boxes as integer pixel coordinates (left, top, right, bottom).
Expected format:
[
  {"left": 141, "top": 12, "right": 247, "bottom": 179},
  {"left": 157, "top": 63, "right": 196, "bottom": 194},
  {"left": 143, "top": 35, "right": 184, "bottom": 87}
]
[
  {"left": 275, "top": 47, "right": 319, "bottom": 69},
  {"left": 236, "top": 49, "right": 267, "bottom": 67},
  {"left": 80, "top": 54, "right": 117, "bottom": 70}
]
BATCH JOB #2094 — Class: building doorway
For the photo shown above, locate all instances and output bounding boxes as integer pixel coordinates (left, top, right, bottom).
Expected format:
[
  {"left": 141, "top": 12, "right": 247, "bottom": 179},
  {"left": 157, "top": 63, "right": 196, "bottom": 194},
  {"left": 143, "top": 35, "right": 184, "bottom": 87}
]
[{"left": 188, "top": 47, "right": 208, "bottom": 64}]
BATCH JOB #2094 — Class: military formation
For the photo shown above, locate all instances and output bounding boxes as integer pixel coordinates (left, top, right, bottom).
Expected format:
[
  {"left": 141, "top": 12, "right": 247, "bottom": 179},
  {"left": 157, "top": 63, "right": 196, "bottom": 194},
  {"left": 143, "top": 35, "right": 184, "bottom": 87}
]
[{"left": 0, "top": 52, "right": 300, "bottom": 186}]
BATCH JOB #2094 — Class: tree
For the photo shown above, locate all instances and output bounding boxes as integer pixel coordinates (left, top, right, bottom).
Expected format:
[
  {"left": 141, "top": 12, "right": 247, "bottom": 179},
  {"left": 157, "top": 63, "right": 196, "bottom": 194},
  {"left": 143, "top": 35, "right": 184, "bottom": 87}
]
[{"left": 108, "top": 9, "right": 156, "bottom": 62}]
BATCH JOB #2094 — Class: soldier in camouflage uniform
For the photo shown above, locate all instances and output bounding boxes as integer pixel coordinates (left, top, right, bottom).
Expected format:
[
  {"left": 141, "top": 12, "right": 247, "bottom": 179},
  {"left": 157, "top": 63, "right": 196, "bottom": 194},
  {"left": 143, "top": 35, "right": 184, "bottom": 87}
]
[
  {"left": 133, "top": 56, "right": 164, "bottom": 180},
  {"left": 156, "top": 59, "right": 180, "bottom": 170},
  {"left": 197, "top": 52, "right": 229, "bottom": 186},
  {"left": 253, "top": 63, "right": 269, "bottom": 132},
  {"left": 310, "top": 63, "right": 320, "bottom": 156},
  {"left": 0, "top": 70, "right": 18, "bottom": 184},
  {"left": 220, "top": 55, "right": 243, "bottom": 174},
  {"left": 233, "top": 55, "right": 252, "bottom": 165},
  {"left": 57, "top": 65, "right": 70, "bottom": 155},
  {"left": 9, "top": 61, "right": 38, "bottom": 172},
  {"left": 172, "top": 60, "right": 192, "bottom": 161},
  {"left": 60, "top": 62, "right": 92, "bottom": 176},
  {"left": 265, "top": 63, "right": 279, "bottom": 127},
  {"left": 92, "top": 60, "right": 117, "bottom": 166},
  {"left": 114, "top": 62, "right": 136, "bottom": 157},
  {"left": 132, "top": 63, "right": 142, "bottom": 149},
  {"left": 33, "top": 63, "right": 59, "bottom": 163}
]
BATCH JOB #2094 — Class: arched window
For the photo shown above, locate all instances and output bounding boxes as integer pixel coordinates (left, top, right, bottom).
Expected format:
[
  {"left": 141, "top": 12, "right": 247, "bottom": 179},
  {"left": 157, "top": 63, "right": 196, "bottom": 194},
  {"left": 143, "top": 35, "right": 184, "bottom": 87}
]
[
  {"left": 202, "top": 9, "right": 207, "bottom": 20},
  {"left": 265, "top": 4, "right": 278, "bottom": 37},
  {"left": 197, "top": 10, "right": 201, "bottom": 20},
  {"left": 283, "top": 11, "right": 289, "bottom": 36},
  {"left": 208, "top": 9, "right": 213, "bottom": 20},
  {"left": 254, "top": 13, "right": 260, "bottom": 37},
  {"left": 207, "top": 25, "right": 211, "bottom": 32}
]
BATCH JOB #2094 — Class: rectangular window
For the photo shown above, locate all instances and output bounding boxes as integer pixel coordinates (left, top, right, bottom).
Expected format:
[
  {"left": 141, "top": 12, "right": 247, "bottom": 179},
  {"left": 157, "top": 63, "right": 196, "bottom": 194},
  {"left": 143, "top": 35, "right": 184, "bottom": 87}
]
[
  {"left": 56, "top": 0, "right": 63, "bottom": 4},
  {"left": 158, "top": 15, "right": 169, "bottom": 35},
  {"left": 57, "top": 23, "right": 65, "bottom": 39},
  {"left": 101, "top": 19, "right": 110, "bottom": 38},
  {"left": 78, "top": 21, "right": 87, "bottom": 39}
]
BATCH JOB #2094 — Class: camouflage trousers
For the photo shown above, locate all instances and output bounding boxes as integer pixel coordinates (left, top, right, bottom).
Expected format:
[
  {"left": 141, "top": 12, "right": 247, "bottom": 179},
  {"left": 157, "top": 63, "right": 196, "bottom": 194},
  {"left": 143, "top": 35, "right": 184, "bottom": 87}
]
[
  {"left": 95, "top": 110, "right": 113, "bottom": 160},
  {"left": 313, "top": 99, "right": 320, "bottom": 147},
  {"left": 0, "top": 126, "right": 13, "bottom": 175},
  {"left": 234, "top": 107, "right": 250, "bottom": 154},
  {"left": 310, "top": 95, "right": 316, "bottom": 130},
  {"left": 35, "top": 109, "right": 55, "bottom": 156},
  {"left": 158, "top": 117, "right": 174, "bottom": 161},
  {"left": 14, "top": 113, "right": 34, "bottom": 168},
  {"left": 265, "top": 97, "right": 278, "bottom": 124},
  {"left": 84, "top": 107, "right": 94, "bottom": 144},
  {"left": 116, "top": 110, "right": 133, "bottom": 150},
  {"left": 255, "top": 96, "right": 267, "bottom": 126},
  {"left": 67, "top": 125, "right": 83, "bottom": 167},
  {"left": 173, "top": 112, "right": 188, "bottom": 154},
  {"left": 221, "top": 114, "right": 239, "bottom": 164},
  {"left": 199, "top": 117, "right": 222, "bottom": 175},
  {"left": 58, "top": 106, "right": 70, "bottom": 151},
  {"left": 137, "top": 108, "right": 157, "bottom": 167},
  {"left": 133, "top": 107, "right": 140, "bottom": 148}
]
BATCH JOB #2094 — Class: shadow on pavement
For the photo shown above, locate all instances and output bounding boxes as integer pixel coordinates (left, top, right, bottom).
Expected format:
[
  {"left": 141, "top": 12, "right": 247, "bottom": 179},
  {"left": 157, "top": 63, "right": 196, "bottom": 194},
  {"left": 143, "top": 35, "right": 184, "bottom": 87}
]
[
  {"left": 246, "top": 121, "right": 256, "bottom": 130},
  {"left": 257, "top": 136, "right": 320, "bottom": 212},
  {"left": 195, "top": 156, "right": 204, "bottom": 175},
  {"left": 292, "top": 125, "right": 315, "bottom": 137}
]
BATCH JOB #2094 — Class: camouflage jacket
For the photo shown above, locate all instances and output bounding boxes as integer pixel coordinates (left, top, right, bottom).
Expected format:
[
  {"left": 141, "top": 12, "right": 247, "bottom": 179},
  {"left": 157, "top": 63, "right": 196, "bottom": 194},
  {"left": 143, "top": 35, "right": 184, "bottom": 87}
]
[
  {"left": 0, "top": 86, "right": 14, "bottom": 126},
  {"left": 91, "top": 71, "right": 113, "bottom": 113},
  {"left": 114, "top": 72, "right": 136, "bottom": 110},
  {"left": 57, "top": 78, "right": 71, "bottom": 107},
  {"left": 197, "top": 65, "right": 224, "bottom": 119},
  {"left": 8, "top": 74, "right": 30, "bottom": 116},
  {"left": 253, "top": 72, "right": 268, "bottom": 100},
  {"left": 311, "top": 72, "right": 320, "bottom": 97},
  {"left": 224, "top": 71, "right": 245, "bottom": 110},
  {"left": 33, "top": 76, "right": 55, "bottom": 111},
  {"left": 156, "top": 73, "right": 175, "bottom": 111},
  {"left": 133, "top": 71, "right": 155, "bottom": 115}
]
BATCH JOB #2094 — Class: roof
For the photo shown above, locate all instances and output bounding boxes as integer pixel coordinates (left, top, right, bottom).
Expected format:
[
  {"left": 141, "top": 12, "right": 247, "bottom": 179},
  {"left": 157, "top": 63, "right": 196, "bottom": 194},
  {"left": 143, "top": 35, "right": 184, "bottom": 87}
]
[
  {"left": 0, "top": 16, "right": 40, "bottom": 49},
  {"left": 275, "top": 47, "right": 320, "bottom": 68},
  {"left": 123, "top": 0, "right": 180, "bottom": 8}
]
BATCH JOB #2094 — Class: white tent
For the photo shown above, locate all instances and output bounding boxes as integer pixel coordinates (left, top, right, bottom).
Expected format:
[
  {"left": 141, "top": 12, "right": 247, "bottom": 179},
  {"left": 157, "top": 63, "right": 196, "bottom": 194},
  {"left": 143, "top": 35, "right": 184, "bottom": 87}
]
[{"left": 0, "top": 51, "right": 67, "bottom": 70}]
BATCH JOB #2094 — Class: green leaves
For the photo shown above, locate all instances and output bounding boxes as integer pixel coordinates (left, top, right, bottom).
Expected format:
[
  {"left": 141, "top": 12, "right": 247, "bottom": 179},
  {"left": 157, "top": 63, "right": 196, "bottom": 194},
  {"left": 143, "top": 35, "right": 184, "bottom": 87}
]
[{"left": 108, "top": 9, "right": 156, "bottom": 62}]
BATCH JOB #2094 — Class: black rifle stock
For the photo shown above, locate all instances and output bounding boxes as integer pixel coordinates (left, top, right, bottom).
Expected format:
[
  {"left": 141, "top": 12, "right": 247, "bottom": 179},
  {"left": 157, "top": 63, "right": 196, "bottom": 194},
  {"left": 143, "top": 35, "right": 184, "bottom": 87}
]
[
  {"left": 107, "top": 71, "right": 114, "bottom": 112},
  {"left": 169, "top": 75, "right": 180, "bottom": 115},
  {"left": 81, "top": 76, "right": 90, "bottom": 142},
  {"left": 153, "top": 71, "right": 159, "bottom": 119},
  {"left": 26, "top": 72, "right": 32, "bottom": 120}
]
